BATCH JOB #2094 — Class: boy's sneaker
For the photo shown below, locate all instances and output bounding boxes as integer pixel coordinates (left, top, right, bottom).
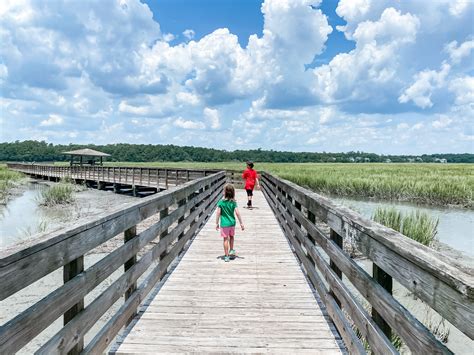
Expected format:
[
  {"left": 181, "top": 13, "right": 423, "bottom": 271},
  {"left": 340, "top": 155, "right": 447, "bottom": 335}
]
[
  {"left": 247, "top": 200, "right": 251, "bottom": 207},
  {"left": 224, "top": 256, "right": 230, "bottom": 262}
]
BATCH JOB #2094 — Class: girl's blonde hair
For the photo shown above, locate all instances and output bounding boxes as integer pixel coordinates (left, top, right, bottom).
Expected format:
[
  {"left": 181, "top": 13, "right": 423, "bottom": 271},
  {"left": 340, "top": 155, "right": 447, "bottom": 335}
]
[{"left": 224, "top": 183, "right": 235, "bottom": 200}]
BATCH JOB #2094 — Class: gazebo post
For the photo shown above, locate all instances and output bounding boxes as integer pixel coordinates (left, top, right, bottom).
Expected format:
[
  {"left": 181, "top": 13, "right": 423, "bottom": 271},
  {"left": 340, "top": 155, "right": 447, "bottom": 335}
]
[
  {"left": 70, "top": 155, "right": 73, "bottom": 166},
  {"left": 80, "top": 156, "right": 83, "bottom": 166},
  {"left": 100, "top": 156, "right": 103, "bottom": 166}
]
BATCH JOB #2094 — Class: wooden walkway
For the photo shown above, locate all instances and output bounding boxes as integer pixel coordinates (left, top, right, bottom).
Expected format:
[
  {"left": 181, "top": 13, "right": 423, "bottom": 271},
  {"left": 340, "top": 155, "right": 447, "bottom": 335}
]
[{"left": 115, "top": 190, "right": 343, "bottom": 354}]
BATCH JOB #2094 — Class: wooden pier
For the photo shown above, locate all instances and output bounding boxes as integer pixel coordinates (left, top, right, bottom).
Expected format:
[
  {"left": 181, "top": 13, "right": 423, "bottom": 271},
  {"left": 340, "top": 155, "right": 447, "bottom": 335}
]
[{"left": 1, "top": 164, "right": 473, "bottom": 354}]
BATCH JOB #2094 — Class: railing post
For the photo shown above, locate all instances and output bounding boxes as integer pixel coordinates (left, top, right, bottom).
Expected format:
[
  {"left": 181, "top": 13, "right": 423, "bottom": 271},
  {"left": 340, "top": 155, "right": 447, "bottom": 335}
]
[
  {"left": 124, "top": 226, "right": 137, "bottom": 325},
  {"left": 63, "top": 256, "right": 84, "bottom": 354},
  {"left": 156, "top": 168, "right": 159, "bottom": 189},
  {"left": 372, "top": 264, "right": 393, "bottom": 339},
  {"left": 329, "top": 228, "right": 343, "bottom": 307},
  {"left": 159, "top": 208, "right": 169, "bottom": 264},
  {"left": 165, "top": 169, "right": 169, "bottom": 189},
  {"left": 177, "top": 198, "right": 187, "bottom": 241},
  {"left": 175, "top": 169, "right": 179, "bottom": 186}
]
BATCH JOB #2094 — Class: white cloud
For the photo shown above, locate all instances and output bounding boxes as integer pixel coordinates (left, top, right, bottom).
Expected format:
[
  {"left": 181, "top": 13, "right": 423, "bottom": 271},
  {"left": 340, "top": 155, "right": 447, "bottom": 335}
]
[
  {"left": 183, "top": 29, "right": 195, "bottom": 40},
  {"left": 449, "top": 76, "right": 474, "bottom": 106},
  {"left": 176, "top": 91, "right": 200, "bottom": 106},
  {"left": 449, "top": 0, "right": 471, "bottom": 17},
  {"left": 174, "top": 117, "right": 205, "bottom": 130},
  {"left": 118, "top": 101, "right": 149, "bottom": 115},
  {"left": 445, "top": 39, "right": 474, "bottom": 64},
  {"left": 432, "top": 115, "right": 453, "bottom": 129},
  {"left": 313, "top": 8, "right": 420, "bottom": 104},
  {"left": 203, "top": 107, "right": 221, "bottom": 129},
  {"left": 399, "top": 63, "right": 451, "bottom": 108},
  {"left": 40, "top": 114, "right": 64, "bottom": 126},
  {"left": 163, "top": 33, "right": 175, "bottom": 42}
]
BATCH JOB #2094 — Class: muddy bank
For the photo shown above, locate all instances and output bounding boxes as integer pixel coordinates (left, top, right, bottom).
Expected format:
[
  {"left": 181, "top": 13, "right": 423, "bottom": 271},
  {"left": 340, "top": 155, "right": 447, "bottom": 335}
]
[{"left": 0, "top": 182, "right": 144, "bottom": 353}]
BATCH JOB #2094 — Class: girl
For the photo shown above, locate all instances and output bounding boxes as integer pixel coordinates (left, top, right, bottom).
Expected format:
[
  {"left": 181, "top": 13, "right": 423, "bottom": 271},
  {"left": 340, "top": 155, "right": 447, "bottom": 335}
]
[{"left": 216, "top": 184, "right": 244, "bottom": 262}]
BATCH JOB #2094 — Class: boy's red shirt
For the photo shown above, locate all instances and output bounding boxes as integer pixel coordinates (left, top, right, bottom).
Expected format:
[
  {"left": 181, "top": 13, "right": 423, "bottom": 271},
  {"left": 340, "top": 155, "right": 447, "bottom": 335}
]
[{"left": 242, "top": 168, "right": 258, "bottom": 190}]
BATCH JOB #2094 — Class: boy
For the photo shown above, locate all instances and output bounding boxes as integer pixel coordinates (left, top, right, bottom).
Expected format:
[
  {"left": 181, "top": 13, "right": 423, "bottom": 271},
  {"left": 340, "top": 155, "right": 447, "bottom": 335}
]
[{"left": 242, "top": 161, "right": 260, "bottom": 208}]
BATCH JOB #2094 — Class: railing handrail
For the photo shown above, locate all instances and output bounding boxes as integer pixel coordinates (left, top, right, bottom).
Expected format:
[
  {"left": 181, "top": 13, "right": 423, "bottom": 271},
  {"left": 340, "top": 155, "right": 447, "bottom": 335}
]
[
  {"left": 0, "top": 171, "right": 226, "bottom": 354},
  {"left": 261, "top": 171, "right": 473, "bottom": 354},
  {"left": 6, "top": 162, "right": 221, "bottom": 172}
]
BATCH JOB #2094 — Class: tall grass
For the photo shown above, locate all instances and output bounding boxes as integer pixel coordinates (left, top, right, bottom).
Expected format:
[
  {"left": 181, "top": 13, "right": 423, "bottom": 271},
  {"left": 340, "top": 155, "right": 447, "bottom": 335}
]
[
  {"left": 39, "top": 183, "right": 75, "bottom": 206},
  {"left": 0, "top": 165, "right": 24, "bottom": 203},
  {"left": 103, "top": 162, "right": 474, "bottom": 208},
  {"left": 372, "top": 207, "right": 438, "bottom": 246}
]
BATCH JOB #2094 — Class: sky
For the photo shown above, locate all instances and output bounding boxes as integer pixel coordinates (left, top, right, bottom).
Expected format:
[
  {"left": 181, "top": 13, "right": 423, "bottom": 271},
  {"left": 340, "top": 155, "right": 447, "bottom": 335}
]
[{"left": 1, "top": 0, "right": 473, "bottom": 154}]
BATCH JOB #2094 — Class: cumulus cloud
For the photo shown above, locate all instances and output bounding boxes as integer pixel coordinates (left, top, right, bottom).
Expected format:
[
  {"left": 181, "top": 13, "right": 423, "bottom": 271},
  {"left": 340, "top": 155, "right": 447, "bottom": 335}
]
[
  {"left": 432, "top": 115, "right": 453, "bottom": 129},
  {"left": 445, "top": 38, "right": 474, "bottom": 64},
  {"left": 203, "top": 108, "right": 221, "bottom": 129},
  {"left": 449, "top": 76, "right": 474, "bottom": 106},
  {"left": 174, "top": 117, "right": 205, "bottom": 130},
  {"left": 399, "top": 63, "right": 451, "bottom": 108},
  {"left": 40, "top": 114, "right": 64, "bottom": 126},
  {"left": 183, "top": 29, "right": 195, "bottom": 40},
  {"left": 312, "top": 8, "right": 420, "bottom": 105}
]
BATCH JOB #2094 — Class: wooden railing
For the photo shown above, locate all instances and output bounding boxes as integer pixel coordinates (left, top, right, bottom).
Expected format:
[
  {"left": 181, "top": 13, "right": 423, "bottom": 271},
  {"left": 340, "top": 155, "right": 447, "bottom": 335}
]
[
  {"left": 261, "top": 172, "right": 473, "bottom": 354},
  {"left": 0, "top": 171, "right": 226, "bottom": 354},
  {"left": 7, "top": 163, "right": 221, "bottom": 189},
  {"left": 7, "top": 163, "right": 247, "bottom": 190}
]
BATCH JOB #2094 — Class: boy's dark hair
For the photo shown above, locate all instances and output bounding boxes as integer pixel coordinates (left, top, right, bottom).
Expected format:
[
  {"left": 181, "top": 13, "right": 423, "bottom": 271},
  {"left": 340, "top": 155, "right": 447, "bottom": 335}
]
[
  {"left": 246, "top": 161, "right": 254, "bottom": 169},
  {"left": 224, "top": 184, "right": 235, "bottom": 200}
]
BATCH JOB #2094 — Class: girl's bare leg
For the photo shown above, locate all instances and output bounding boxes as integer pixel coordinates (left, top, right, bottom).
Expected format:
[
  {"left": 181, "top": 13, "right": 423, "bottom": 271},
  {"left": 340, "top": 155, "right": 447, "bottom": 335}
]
[
  {"left": 229, "top": 235, "right": 234, "bottom": 251},
  {"left": 223, "top": 237, "right": 230, "bottom": 256}
]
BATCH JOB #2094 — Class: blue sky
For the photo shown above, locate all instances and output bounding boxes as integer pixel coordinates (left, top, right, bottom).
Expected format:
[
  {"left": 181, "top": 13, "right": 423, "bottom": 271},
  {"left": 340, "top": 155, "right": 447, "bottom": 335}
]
[{"left": 1, "top": 0, "right": 473, "bottom": 154}]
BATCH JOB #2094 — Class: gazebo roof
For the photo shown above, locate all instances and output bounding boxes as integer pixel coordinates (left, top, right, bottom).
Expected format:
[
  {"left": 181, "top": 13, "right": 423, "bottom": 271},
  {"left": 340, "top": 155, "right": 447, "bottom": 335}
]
[{"left": 62, "top": 148, "right": 111, "bottom": 157}]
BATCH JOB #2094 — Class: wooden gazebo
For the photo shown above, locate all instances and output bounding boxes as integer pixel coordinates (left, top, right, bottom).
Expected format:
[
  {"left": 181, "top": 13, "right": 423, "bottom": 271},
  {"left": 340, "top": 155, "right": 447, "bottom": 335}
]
[{"left": 63, "top": 148, "right": 111, "bottom": 166}]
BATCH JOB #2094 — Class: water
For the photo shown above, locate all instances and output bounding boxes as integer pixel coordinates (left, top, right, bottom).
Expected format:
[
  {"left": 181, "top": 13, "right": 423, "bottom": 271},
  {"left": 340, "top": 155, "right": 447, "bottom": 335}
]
[
  {"left": 0, "top": 181, "right": 134, "bottom": 250},
  {"left": 330, "top": 196, "right": 474, "bottom": 257},
  {"left": 0, "top": 182, "right": 72, "bottom": 248}
]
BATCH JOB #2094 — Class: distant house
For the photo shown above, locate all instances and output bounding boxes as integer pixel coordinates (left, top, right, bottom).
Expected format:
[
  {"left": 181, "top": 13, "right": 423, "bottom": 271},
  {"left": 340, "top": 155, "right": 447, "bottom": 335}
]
[
  {"left": 385, "top": 159, "right": 392, "bottom": 163},
  {"left": 407, "top": 158, "right": 415, "bottom": 163},
  {"left": 348, "top": 157, "right": 355, "bottom": 162},
  {"left": 434, "top": 158, "right": 448, "bottom": 163},
  {"left": 416, "top": 157, "right": 423, "bottom": 162}
]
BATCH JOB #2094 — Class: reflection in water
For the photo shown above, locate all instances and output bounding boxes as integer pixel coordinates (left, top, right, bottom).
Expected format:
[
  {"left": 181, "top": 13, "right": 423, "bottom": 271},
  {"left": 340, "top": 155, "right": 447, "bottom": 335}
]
[{"left": 330, "top": 196, "right": 474, "bottom": 257}]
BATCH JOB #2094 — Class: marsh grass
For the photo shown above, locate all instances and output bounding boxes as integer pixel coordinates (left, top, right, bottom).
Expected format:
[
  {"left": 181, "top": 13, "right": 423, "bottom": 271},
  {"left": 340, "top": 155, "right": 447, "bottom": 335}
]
[
  {"left": 372, "top": 207, "right": 438, "bottom": 246},
  {"left": 371, "top": 207, "right": 448, "bottom": 349},
  {"left": 102, "top": 162, "right": 474, "bottom": 208},
  {"left": 0, "top": 166, "right": 24, "bottom": 203},
  {"left": 39, "top": 183, "right": 75, "bottom": 206}
]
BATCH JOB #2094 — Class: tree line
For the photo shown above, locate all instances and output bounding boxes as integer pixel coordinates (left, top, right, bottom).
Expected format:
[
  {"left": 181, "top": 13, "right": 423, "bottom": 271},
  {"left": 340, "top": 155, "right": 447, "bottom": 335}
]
[{"left": 1, "top": 140, "right": 473, "bottom": 163}]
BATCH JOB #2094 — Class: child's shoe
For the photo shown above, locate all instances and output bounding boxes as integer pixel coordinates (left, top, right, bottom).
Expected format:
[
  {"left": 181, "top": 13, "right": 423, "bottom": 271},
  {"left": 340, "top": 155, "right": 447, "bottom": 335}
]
[
  {"left": 229, "top": 249, "right": 236, "bottom": 258},
  {"left": 224, "top": 256, "right": 230, "bottom": 262}
]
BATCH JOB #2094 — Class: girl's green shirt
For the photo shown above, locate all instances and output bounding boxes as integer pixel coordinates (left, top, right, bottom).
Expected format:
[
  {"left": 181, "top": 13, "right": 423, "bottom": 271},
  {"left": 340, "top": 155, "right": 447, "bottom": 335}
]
[{"left": 217, "top": 199, "right": 237, "bottom": 227}]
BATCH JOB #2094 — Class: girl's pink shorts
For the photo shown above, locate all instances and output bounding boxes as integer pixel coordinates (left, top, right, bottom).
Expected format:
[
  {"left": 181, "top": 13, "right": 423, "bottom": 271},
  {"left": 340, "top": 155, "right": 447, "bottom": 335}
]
[{"left": 220, "top": 226, "right": 235, "bottom": 238}]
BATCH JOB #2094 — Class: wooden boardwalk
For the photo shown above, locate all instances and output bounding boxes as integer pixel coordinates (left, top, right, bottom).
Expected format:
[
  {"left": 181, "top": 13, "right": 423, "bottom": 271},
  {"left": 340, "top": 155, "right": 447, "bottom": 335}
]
[{"left": 115, "top": 190, "right": 343, "bottom": 354}]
